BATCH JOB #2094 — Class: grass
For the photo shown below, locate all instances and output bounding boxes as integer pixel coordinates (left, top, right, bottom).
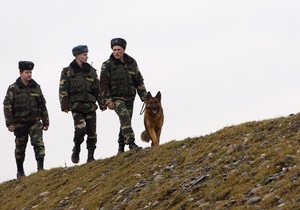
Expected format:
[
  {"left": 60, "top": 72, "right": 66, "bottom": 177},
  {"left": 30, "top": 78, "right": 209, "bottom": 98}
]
[{"left": 0, "top": 114, "right": 300, "bottom": 209}]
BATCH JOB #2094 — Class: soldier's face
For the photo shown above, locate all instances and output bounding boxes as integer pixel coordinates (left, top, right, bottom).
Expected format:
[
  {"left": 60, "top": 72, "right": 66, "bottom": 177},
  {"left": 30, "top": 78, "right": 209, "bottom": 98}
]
[
  {"left": 76, "top": 52, "right": 88, "bottom": 63},
  {"left": 112, "top": 46, "right": 125, "bottom": 61},
  {"left": 20, "top": 70, "right": 32, "bottom": 82}
]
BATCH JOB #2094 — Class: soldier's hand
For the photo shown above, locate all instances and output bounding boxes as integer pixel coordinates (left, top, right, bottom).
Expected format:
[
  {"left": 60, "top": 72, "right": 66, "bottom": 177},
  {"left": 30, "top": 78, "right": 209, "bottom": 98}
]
[
  {"left": 108, "top": 101, "right": 115, "bottom": 110},
  {"left": 43, "top": 126, "right": 49, "bottom": 131},
  {"left": 100, "top": 106, "right": 107, "bottom": 111},
  {"left": 8, "top": 125, "right": 15, "bottom": 132}
]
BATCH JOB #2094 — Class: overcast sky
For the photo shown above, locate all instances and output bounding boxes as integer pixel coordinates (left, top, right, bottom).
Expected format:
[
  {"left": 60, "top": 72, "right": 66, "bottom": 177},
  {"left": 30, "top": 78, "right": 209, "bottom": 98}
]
[{"left": 0, "top": 0, "right": 299, "bottom": 183}]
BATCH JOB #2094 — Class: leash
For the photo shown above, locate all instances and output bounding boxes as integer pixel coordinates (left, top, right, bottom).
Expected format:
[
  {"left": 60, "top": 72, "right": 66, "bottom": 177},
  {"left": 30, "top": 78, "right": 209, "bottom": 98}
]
[{"left": 140, "top": 102, "right": 146, "bottom": 115}]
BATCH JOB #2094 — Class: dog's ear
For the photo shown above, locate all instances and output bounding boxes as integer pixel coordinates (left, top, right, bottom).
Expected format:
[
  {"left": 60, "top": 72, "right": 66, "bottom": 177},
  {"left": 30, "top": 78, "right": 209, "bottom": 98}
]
[
  {"left": 156, "top": 91, "right": 161, "bottom": 101},
  {"left": 147, "top": 91, "right": 152, "bottom": 100}
]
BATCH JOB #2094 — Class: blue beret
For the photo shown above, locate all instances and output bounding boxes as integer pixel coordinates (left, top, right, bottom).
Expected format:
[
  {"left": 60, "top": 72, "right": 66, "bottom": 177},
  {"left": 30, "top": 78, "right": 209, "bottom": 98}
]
[
  {"left": 111, "top": 38, "right": 127, "bottom": 49},
  {"left": 19, "top": 61, "right": 34, "bottom": 71},
  {"left": 72, "top": 45, "right": 89, "bottom": 56}
]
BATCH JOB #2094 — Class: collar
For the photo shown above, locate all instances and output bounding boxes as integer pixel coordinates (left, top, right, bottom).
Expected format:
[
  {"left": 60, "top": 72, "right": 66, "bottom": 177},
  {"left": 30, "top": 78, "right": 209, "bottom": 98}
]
[
  {"left": 110, "top": 53, "right": 134, "bottom": 64},
  {"left": 16, "top": 77, "right": 37, "bottom": 88},
  {"left": 70, "top": 59, "right": 91, "bottom": 72}
]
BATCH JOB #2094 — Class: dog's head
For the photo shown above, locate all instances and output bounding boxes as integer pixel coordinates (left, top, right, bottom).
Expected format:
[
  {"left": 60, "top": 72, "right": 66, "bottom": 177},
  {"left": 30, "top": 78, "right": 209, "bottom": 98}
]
[{"left": 145, "top": 91, "right": 162, "bottom": 114}]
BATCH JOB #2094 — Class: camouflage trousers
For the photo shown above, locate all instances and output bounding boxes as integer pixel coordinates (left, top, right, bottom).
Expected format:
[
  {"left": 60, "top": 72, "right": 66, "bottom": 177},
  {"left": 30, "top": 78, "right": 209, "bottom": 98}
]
[
  {"left": 13, "top": 121, "right": 45, "bottom": 162},
  {"left": 72, "top": 111, "right": 97, "bottom": 150},
  {"left": 114, "top": 99, "right": 135, "bottom": 144}
]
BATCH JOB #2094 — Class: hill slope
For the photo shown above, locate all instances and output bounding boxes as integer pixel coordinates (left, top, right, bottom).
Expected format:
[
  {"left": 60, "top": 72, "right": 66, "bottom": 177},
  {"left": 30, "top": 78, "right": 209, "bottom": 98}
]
[{"left": 1, "top": 114, "right": 300, "bottom": 209}]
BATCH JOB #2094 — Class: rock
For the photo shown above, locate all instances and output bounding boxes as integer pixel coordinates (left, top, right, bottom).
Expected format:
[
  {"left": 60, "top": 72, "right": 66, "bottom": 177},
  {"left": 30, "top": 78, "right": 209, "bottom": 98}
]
[
  {"left": 262, "top": 192, "right": 274, "bottom": 201},
  {"left": 39, "top": 191, "right": 49, "bottom": 198},
  {"left": 190, "top": 174, "right": 209, "bottom": 185},
  {"left": 207, "top": 153, "right": 213, "bottom": 157},
  {"left": 165, "top": 164, "right": 175, "bottom": 170},
  {"left": 151, "top": 201, "right": 160, "bottom": 207},
  {"left": 154, "top": 175, "right": 163, "bottom": 182},
  {"left": 250, "top": 185, "right": 262, "bottom": 195},
  {"left": 247, "top": 197, "right": 262, "bottom": 205},
  {"left": 134, "top": 174, "right": 142, "bottom": 178},
  {"left": 265, "top": 176, "right": 274, "bottom": 184},
  {"left": 136, "top": 199, "right": 145, "bottom": 206},
  {"left": 199, "top": 202, "right": 210, "bottom": 207},
  {"left": 260, "top": 141, "right": 269, "bottom": 148},
  {"left": 261, "top": 160, "right": 269, "bottom": 167},
  {"left": 240, "top": 172, "right": 248, "bottom": 177},
  {"left": 277, "top": 203, "right": 285, "bottom": 208}
]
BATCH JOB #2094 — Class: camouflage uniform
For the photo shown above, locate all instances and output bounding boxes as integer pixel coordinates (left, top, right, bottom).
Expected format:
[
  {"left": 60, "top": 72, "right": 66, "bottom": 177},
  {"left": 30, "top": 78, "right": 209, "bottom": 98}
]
[
  {"left": 3, "top": 77, "right": 49, "bottom": 177},
  {"left": 59, "top": 59, "right": 101, "bottom": 163},
  {"left": 100, "top": 53, "right": 147, "bottom": 153}
]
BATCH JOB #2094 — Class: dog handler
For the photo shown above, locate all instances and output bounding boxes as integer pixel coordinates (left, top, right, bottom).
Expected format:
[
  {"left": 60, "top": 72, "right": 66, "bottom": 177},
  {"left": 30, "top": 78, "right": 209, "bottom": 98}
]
[{"left": 100, "top": 38, "right": 148, "bottom": 154}]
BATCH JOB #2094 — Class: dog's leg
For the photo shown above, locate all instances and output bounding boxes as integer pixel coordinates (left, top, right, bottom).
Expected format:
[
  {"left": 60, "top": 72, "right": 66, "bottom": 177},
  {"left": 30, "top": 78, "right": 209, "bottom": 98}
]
[
  {"left": 156, "top": 127, "right": 162, "bottom": 145},
  {"left": 148, "top": 128, "right": 159, "bottom": 146}
]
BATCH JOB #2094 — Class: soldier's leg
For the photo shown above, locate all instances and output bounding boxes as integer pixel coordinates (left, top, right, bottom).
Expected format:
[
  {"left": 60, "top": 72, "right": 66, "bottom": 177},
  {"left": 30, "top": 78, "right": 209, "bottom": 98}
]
[
  {"left": 29, "top": 121, "right": 45, "bottom": 171},
  {"left": 114, "top": 100, "right": 140, "bottom": 150},
  {"left": 86, "top": 111, "right": 97, "bottom": 162},
  {"left": 125, "top": 100, "right": 140, "bottom": 149},
  {"left": 71, "top": 112, "right": 86, "bottom": 163},
  {"left": 117, "top": 131, "right": 125, "bottom": 154},
  {"left": 14, "top": 124, "right": 29, "bottom": 178}
]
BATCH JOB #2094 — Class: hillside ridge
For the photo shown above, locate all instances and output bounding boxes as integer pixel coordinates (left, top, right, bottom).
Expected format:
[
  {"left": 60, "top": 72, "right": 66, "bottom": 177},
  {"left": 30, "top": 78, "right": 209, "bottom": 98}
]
[{"left": 0, "top": 114, "right": 300, "bottom": 209}]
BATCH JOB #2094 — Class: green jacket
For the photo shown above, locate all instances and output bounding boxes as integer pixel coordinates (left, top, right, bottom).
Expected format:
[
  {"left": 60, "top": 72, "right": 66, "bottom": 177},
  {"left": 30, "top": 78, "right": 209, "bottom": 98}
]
[
  {"left": 3, "top": 77, "right": 49, "bottom": 127},
  {"left": 59, "top": 60, "right": 101, "bottom": 113},
  {"left": 100, "top": 53, "right": 147, "bottom": 107}
]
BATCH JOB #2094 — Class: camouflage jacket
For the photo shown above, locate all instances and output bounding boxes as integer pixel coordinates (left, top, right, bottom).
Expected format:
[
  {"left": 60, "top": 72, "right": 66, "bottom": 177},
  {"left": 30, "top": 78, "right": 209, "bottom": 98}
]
[
  {"left": 59, "top": 60, "right": 101, "bottom": 113},
  {"left": 3, "top": 77, "right": 49, "bottom": 127},
  {"left": 100, "top": 53, "right": 147, "bottom": 108}
]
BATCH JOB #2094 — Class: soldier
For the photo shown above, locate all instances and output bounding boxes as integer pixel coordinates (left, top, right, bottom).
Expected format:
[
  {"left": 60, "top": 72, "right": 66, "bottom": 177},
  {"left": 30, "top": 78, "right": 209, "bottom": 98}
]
[
  {"left": 3, "top": 61, "right": 49, "bottom": 179},
  {"left": 59, "top": 45, "right": 101, "bottom": 164},
  {"left": 100, "top": 38, "right": 147, "bottom": 154}
]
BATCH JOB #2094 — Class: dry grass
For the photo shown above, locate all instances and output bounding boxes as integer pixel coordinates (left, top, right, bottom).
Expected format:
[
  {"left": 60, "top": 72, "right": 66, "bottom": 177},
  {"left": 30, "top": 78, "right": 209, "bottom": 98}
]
[{"left": 0, "top": 114, "right": 300, "bottom": 209}]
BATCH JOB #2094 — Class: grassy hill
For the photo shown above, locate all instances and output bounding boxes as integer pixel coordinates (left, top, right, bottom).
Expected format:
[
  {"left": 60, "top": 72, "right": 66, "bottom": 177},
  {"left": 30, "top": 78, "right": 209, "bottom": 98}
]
[{"left": 1, "top": 114, "right": 300, "bottom": 209}]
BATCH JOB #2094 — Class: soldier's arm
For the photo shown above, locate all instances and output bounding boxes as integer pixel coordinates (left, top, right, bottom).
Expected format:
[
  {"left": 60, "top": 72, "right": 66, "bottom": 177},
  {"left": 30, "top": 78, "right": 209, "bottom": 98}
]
[
  {"left": 99, "top": 62, "right": 113, "bottom": 108},
  {"left": 133, "top": 63, "right": 147, "bottom": 102},
  {"left": 93, "top": 72, "right": 102, "bottom": 106},
  {"left": 59, "top": 69, "right": 70, "bottom": 112},
  {"left": 39, "top": 90, "right": 49, "bottom": 128},
  {"left": 3, "top": 85, "right": 15, "bottom": 128}
]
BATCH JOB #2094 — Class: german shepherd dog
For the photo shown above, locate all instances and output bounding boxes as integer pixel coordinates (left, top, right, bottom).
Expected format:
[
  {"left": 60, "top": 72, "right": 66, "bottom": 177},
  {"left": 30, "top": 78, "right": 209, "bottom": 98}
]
[{"left": 141, "top": 91, "right": 164, "bottom": 146}]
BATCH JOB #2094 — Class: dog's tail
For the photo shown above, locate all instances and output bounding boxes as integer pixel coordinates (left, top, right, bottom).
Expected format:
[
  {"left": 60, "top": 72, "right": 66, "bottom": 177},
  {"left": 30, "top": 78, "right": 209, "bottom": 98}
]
[{"left": 141, "top": 130, "right": 150, "bottom": 142}]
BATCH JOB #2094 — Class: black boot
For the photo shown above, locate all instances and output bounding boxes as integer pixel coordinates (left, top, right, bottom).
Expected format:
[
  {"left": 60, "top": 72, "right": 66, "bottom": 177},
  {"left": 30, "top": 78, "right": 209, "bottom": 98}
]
[
  {"left": 16, "top": 160, "right": 25, "bottom": 179},
  {"left": 129, "top": 141, "right": 141, "bottom": 150},
  {"left": 71, "top": 144, "right": 81, "bottom": 164},
  {"left": 37, "top": 158, "right": 44, "bottom": 171},
  {"left": 87, "top": 148, "right": 95, "bottom": 162},
  {"left": 118, "top": 143, "right": 125, "bottom": 154}
]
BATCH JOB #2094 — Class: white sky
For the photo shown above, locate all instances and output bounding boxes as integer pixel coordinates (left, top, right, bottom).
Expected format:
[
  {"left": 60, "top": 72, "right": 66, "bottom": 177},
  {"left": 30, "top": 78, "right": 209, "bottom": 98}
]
[{"left": 0, "top": 0, "right": 299, "bottom": 183}]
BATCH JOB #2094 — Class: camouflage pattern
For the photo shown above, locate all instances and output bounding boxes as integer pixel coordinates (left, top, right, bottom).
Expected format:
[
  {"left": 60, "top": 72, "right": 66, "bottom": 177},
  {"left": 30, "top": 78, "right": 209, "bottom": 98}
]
[
  {"left": 72, "top": 111, "right": 97, "bottom": 150},
  {"left": 100, "top": 53, "right": 147, "bottom": 107},
  {"left": 14, "top": 121, "right": 45, "bottom": 161},
  {"left": 100, "top": 53, "right": 147, "bottom": 144},
  {"left": 59, "top": 60, "right": 101, "bottom": 113},
  {"left": 3, "top": 77, "right": 49, "bottom": 127},
  {"left": 59, "top": 60, "right": 100, "bottom": 155},
  {"left": 3, "top": 77, "right": 48, "bottom": 162},
  {"left": 114, "top": 99, "right": 134, "bottom": 144}
]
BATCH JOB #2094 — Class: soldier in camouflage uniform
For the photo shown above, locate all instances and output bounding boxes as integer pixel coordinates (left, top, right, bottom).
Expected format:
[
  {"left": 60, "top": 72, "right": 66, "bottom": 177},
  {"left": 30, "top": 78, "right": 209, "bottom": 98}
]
[
  {"left": 100, "top": 38, "right": 147, "bottom": 154},
  {"left": 59, "top": 45, "right": 101, "bottom": 164},
  {"left": 3, "top": 61, "right": 49, "bottom": 179}
]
